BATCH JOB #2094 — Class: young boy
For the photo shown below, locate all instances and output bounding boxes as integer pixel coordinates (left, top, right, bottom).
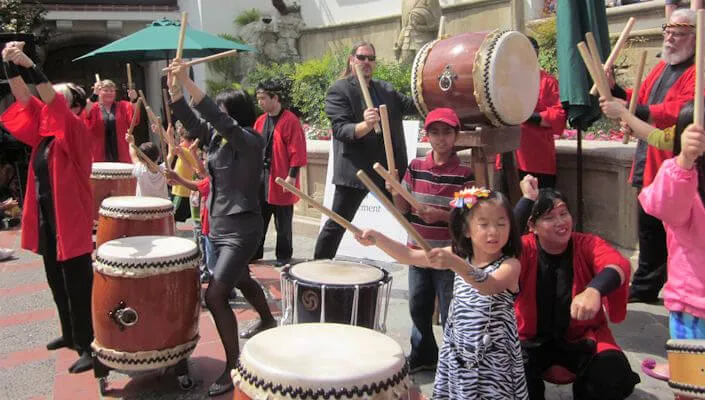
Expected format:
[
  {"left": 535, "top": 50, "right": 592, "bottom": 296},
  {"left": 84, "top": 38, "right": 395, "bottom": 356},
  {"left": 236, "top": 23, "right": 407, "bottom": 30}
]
[
  {"left": 393, "top": 107, "right": 474, "bottom": 373},
  {"left": 171, "top": 122, "right": 199, "bottom": 222},
  {"left": 125, "top": 133, "right": 168, "bottom": 199}
]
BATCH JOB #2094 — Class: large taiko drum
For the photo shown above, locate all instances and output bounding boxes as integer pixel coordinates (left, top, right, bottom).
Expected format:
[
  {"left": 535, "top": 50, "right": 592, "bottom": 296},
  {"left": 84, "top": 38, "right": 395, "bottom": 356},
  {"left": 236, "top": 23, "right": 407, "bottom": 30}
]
[
  {"left": 90, "top": 162, "right": 136, "bottom": 223},
  {"left": 232, "top": 323, "right": 410, "bottom": 399},
  {"left": 411, "top": 30, "right": 540, "bottom": 127},
  {"left": 96, "top": 196, "right": 175, "bottom": 248},
  {"left": 666, "top": 339, "right": 705, "bottom": 399},
  {"left": 280, "top": 260, "right": 392, "bottom": 331},
  {"left": 91, "top": 236, "right": 200, "bottom": 372}
]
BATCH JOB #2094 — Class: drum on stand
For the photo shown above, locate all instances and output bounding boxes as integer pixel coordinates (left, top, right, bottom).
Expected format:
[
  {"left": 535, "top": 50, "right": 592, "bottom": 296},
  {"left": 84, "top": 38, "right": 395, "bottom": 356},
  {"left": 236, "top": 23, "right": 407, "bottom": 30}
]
[
  {"left": 90, "top": 162, "right": 136, "bottom": 223},
  {"left": 91, "top": 236, "right": 200, "bottom": 372},
  {"left": 666, "top": 339, "right": 705, "bottom": 399},
  {"left": 280, "top": 260, "right": 392, "bottom": 331},
  {"left": 232, "top": 323, "right": 410, "bottom": 399},
  {"left": 411, "top": 30, "right": 540, "bottom": 127},
  {"left": 96, "top": 196, "right": 175, "bottom": 248}
]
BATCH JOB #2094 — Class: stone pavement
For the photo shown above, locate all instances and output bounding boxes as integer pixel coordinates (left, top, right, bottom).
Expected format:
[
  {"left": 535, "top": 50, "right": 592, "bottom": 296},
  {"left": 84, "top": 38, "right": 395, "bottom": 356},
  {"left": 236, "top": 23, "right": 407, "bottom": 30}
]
[{"left": 0, "top": 223, "right": 674, "bottom": 399}]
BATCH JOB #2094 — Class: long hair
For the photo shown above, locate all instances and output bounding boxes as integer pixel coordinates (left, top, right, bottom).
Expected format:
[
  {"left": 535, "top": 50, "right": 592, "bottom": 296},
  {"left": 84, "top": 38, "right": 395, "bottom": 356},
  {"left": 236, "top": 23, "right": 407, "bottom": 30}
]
[
  {"left": 449, "top": 191, "right": 522, "bottom": 260},
  {"left": 339, "top": 41, "right": 376, "bottom": 79},
  {"left": 671, "top": 101, "right": 705, "bottom": 206},
  {"left": 53, "top": 82, "right": 87, "bottom": 113},
  {"left": 215, "top": 88, "right": 257, "bottom": 128}
]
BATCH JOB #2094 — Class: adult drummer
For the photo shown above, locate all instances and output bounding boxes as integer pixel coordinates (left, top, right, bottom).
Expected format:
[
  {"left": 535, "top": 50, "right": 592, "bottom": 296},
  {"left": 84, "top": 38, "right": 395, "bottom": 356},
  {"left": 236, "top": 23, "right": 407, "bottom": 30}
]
[
  {"left": 313, "top": 41, "right": 418, "bottom": 260},
  {"left": 84, "top": 79, "right": 139, "bottom": 163}
]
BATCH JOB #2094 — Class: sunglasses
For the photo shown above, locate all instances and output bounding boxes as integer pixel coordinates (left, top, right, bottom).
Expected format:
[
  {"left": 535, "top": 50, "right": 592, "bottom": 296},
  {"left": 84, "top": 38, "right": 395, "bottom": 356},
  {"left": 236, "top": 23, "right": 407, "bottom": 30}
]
[{"left": 355, "top": 54, "right": 376, "bottom": 62}]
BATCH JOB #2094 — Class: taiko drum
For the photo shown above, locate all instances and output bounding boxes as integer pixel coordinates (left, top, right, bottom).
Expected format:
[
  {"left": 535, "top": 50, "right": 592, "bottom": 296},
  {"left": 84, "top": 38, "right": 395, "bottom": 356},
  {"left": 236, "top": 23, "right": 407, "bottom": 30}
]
[
  {"left": 95, "top": 196, "right": 175, "bottom": 248},
  {"left": 90, "top": 162, "right": 136, "bottom": 223}
]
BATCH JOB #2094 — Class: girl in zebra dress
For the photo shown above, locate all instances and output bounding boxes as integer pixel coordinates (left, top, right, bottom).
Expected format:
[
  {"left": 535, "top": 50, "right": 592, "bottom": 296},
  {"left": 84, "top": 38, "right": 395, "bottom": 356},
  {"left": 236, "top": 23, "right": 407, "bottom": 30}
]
[{"left": 356, "top": 187, "right": 528, "bottom": 399}]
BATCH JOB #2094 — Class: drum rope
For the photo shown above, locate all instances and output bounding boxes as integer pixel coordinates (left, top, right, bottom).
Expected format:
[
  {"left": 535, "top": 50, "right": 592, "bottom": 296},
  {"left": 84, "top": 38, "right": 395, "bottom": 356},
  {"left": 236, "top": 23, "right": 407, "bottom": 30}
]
[
  {"left": 92, "top": 336, "right": 199, "bottom": 372},
  {"left": 320, "top": 284, "right": 326, "bottom": 323},
  {"left": 99, "top": 206, "right": 175, "bottom": 220},
  {"left": 95, "top": 251, "right": 200, "bottom": 278},
  {"left": 351, "top": 285, "right": 360, "bottom": 326},
  {"left": 411, "top": 40, "right": 439, "bottom": 118}
]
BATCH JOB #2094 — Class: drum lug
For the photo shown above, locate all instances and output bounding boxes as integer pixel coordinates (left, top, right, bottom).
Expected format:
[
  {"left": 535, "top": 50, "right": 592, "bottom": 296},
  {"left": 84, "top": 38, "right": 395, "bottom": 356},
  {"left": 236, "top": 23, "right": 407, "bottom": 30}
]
[
  {"left": 438, "top": 65, "right": 458, "bottom": 92},
  {"left": 108, "top": 300, "right": 139, "bottom": 331}
]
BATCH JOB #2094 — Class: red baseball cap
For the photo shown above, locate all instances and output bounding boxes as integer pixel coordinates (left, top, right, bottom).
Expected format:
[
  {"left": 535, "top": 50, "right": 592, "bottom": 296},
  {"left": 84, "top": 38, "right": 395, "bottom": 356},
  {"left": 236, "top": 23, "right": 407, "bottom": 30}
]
[{"left": 424, "top": 107, "right": 461, "bottom": 130}]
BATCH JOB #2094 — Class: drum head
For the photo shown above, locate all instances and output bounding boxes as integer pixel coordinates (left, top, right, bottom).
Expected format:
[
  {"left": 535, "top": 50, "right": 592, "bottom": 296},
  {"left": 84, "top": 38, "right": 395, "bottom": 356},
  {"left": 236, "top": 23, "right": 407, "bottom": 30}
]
[
  {"left": 100, "top": 196, "right": 173, "bottom": 212},
  {"left": 236, "top": 323, "right": 408, "bottom": 397},
  {"left": 96, "top": 236, "right": 199, "bottom": 277},
  {"left": 290, "top": 260, "right": 385, "bottom": 286},
  {"left": 91, "top": 162, "right": 134, "bottom": 178}
]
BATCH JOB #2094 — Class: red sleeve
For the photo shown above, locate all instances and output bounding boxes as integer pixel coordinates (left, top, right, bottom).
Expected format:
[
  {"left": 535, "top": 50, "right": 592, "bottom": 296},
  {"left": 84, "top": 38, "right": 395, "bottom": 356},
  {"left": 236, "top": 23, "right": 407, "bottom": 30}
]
[
  {"left": 283, "top": 113, "right": 307, "bottom": 168},
  {"left": 538, "top": 74, "right": 567, "bottom": 134},
  {"left": 584, "top": 234, "right": 631, "bottom": 323},
  {"left": 0, "top": 97, "right": 43, "bottom": 147},
  {"left": 197, "top": 177, "right": 210, "bottom": 198},
  {"left": 648, "top": 68, "right": 695, "bottom": 128},
  {"left": 253, "top": 114, "right": 265, "bottom": 135}
]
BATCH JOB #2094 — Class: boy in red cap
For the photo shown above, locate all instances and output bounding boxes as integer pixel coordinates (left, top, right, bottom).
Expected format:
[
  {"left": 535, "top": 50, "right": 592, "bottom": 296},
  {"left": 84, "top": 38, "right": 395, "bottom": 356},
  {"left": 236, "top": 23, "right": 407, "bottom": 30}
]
[{"left": 393, "top": 107, "right": 474, "bottom": 373}]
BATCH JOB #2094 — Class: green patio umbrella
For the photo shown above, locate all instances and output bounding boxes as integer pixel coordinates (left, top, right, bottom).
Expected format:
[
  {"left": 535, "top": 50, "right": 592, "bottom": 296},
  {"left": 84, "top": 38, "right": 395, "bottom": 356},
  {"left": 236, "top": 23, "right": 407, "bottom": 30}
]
[
  {"left": 556, "top": 0, "right": 611, "bottom": 231},
  {"left": 73, "top": 17, "right": 256, "bottom": 62}
]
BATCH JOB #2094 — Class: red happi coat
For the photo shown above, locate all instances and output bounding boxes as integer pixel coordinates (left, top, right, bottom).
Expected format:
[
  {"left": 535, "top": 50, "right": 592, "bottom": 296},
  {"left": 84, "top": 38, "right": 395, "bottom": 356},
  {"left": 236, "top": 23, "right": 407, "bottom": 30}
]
[
  {"left": 0, "top": 95, "right": 93, "bottom": 261},
  {"left": 253, "top": 109, "right": 308, "bottom": 205},
  {"left": 515, "top": 233, "right": 631, "bottom": 353},
  {"left": 84, "top": 100, "right": 138, "bottom": 163},
  {"left": 626, "top": 61, "right": 695, "bottom": 188}
]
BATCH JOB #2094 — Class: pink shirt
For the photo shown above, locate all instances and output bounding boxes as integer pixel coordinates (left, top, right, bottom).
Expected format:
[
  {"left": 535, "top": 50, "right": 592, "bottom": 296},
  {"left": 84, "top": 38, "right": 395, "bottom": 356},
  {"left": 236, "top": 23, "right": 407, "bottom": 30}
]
[{"left": 639, "top": 158, "right": 705, "bottom": 319}]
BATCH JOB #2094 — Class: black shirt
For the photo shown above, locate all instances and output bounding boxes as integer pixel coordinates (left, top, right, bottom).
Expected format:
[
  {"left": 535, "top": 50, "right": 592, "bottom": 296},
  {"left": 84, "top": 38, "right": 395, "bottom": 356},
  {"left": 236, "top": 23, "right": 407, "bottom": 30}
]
[
  {"left": 535, "top": 243, "right": 574, "bottom": 343},
  {"left": 33, "top": 136, "right": 56, "bottom": 256},
  {"left": 101, "top": 104, "right": 118, "bottom": 162}
]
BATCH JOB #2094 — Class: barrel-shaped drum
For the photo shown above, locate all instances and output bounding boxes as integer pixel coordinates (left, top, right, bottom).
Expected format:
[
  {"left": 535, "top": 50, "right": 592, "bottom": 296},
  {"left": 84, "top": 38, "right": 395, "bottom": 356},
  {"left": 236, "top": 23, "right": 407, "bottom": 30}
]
[
  {"left": 96, "top": 196, "right": 175, "bottom": 248},
  {"left": 232, "top": 323, "right": 410, "bottom": 399},
  {"left": 280, "top": 260, "right": 392, "bottom": 331},
  {"left": 92, "top": 236, "right": 200, "bottom": 371},
  {"left": 90, "top": 162, "right": 136, "bottom": 223},
  {"left": 667, "top": 339, "right": 705, "bottom": 399},
  {"left": 411, "top": 30, "right": 540, "bottom": 127}
]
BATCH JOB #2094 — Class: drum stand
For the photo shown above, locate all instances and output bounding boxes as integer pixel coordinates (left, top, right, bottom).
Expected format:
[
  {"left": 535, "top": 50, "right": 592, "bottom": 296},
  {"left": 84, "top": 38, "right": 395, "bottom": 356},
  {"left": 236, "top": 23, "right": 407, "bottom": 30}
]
[{"left": 92, "top": 356, "right": 194, "bottom": 395}]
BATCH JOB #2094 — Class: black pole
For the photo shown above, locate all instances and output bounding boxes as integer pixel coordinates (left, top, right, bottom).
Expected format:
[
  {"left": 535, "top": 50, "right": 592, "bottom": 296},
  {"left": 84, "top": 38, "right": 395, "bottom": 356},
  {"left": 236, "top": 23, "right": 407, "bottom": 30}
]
[{"left": 576, "top": 127, "right": 583, "bottom": 232}]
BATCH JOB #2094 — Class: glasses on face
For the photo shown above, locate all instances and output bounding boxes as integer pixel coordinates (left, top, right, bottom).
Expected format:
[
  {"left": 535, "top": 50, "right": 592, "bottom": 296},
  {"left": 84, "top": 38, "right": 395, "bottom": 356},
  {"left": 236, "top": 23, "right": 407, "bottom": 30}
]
[
  {"left": 355, "top": 54, "right": 376, "bottom": 62},
  {"left": 661, "top": 25, "right": 694, "bottom": 39}
]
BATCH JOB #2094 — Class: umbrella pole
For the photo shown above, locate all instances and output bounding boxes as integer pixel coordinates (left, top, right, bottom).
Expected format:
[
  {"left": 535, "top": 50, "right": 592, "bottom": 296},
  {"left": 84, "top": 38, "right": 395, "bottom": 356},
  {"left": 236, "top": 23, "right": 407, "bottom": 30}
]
[{"left": 576, "top": 127, "right": 583, "bottom": 232}]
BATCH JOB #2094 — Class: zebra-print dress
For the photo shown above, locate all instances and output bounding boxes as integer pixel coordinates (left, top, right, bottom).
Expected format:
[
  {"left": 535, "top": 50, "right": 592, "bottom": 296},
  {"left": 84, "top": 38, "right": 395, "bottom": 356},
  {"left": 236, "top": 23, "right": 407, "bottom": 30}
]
[{"left": 433, "top": 256, "right": 529, "bottom": 399}]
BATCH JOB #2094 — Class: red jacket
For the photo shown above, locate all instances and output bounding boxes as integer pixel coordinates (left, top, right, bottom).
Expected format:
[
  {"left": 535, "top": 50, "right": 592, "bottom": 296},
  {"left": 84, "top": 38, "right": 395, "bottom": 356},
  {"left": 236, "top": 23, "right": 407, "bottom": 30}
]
[
  {"left": 254, "top": 109, "right": 308, "bottom": 205},
  {"left": 84, "top": 100, "right": 139, "bottom": 163},
  {"left": 626, "top": 60, "right": 695, "bottom": 188},
  {"left": 0, "top": 95, "right": 93, "bottom": 261},
  {"left": 515, "top": 233, "right": 631, "bottom": 353}
]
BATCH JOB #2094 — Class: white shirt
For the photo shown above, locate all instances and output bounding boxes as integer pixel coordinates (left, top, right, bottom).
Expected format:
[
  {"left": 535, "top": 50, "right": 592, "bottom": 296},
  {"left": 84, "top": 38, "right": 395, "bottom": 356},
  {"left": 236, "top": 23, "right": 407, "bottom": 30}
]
[{"left": 132, "top": 162, "right": 169, "bottom": 199}]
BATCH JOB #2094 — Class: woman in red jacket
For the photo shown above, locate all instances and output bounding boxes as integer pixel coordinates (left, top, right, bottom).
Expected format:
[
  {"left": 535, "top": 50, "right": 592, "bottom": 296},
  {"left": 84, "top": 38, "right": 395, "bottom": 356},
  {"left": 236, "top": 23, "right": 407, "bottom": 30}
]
[
  {"left": 84, "top": 79, "right": 139, "bottom": 163},
  {"left": 1, "top": 42, "right": 94, "bottom": 373}
]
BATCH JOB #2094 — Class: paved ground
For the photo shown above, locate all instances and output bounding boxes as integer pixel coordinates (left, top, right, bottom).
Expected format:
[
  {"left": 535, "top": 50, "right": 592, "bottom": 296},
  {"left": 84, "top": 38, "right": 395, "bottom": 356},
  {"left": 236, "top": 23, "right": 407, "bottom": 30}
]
[{"left": 0, "top": 223, "right": 674, "bottom": 399}]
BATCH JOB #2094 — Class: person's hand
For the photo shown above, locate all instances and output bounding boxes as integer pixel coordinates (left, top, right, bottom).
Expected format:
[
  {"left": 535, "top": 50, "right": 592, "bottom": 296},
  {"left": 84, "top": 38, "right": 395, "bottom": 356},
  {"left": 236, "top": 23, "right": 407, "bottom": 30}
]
[
  {"left": 165, "top": 124, "right": 175, "bottom": 146},
  {"left": 677, "top": 124, "right": 705, "bottom": 169},
  {"left": 520, "top": 174, "right": 539, "bottom": 201},
  {"left": 163, "top": 169, "right": 179, "bottom": 185},
  {"left": 570, "top": 287, "right": 602, "bottom": 321},
  {"left": 385, "top": 169, "right": 399, "bottom": 196},
  {"left": 127, "top": 88, "right": 138, "bottom": 102},
  {"left": 7, "top": 46, "right": 33, "bottom": 68},
  {"left": 363, "top": 107, "right": 380, "bottom": 131},
  {"left": 168, "top": 59, "right": 189, "bottom": 82},
  {"left": 187, "top": 138, "right": 200, "bottom": 158},
  {"left": 425, "top": 248, "right": 458, "bottom": 271},
  {"left": 354, "top": 229, "right": 379, "bottom": 247},
  {"left": 125, "top": 132, "right": 135, "bottom": 145},
  {"left": 619, "top": 121, "right": 633, "bottom": 136},
  {"left": 1, "top": 198, "right": 18, "bottom": 211},
  {"left": 417, "top": 206, "right": 441, "bottom": 224},
  {"left": 599, "top": 97, "right": 627, "bottom": 120},
  {"left": 284, "top": 176, "right": 296, "bottom": 186},
  {"left": 2, "top": 41, "right": 24, "bottom": 62},
  {"left": 150, "top": 123, "right": 162, "bottom": 135},
  {"left": 92, "top": 81, "right": 102, "bottom": 96}
]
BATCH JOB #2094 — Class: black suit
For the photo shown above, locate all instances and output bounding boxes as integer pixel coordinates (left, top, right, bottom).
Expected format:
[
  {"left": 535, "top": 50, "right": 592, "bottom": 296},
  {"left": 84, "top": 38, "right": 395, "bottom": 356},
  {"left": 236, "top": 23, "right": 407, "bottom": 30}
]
[{"left": 314, "top": 75, "right": 417, "bottom": 259}]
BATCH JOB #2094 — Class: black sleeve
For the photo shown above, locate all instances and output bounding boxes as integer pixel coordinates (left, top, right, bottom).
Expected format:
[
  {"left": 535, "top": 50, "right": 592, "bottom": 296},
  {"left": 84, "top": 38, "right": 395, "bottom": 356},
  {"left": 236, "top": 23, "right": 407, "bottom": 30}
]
[
  {"left": 288, "top": 166, "right": 300, "bottom": 178},
  {"left": 194, "top": 95, "right": 250, "bottom": 148},
  {"left": 513, "top": 197, "right": 535, "bottom": 234},
  {"left": 635, "top": 104, "right": 651, "bottom": 122},
  {"left": 325, "top": 80, "right": 360, "bottom": 143},
  {"left": 527, "top": 112, "right": 542, "bottom": 125},
  {"left": 171, "top": 97, "right": 212, "bottom": 147},
  {"left": 611, "top": 85, "right": 628, "bottom": 100}
]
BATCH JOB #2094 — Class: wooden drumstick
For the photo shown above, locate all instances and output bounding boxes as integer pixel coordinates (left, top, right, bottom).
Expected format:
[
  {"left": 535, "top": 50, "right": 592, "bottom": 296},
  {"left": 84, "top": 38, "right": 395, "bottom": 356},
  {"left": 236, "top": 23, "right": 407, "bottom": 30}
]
[
  {"left": 126, "top": 97, "right": 142, "bottom": 138},
  {"left": 589, "top": 17, "right": 636, "bottom": 96},
  {"left": 623, "top": 50, "right": 648, "bottom": 144},
  {"left": 171, "top": 11, "right": 188, "bottom": 87},
  {"left": 95, "top": 74, "right": 101, "bottom": 84},
  {"left": 155, "top": 116, "right": 170, "bottom": 170},
  {"left": 437, "top": 16, "right": 446, "bottom": 40},
  {"left": 275, "top": 177, "right": 363, "bottom": 236},
  {"left": 577, "top": 42, "right": 608, "bottom": 100},
  {"left": 131, "top": 143, "right": 160, "bottom": 173},
  {"left": 354, "top": 63, "right": 381, "bottom": 134},
  {"left": 126, "top": 63, "right": 133, "bottom": 90},
  {"left": 161, "top": 49, "right": 239, "bottom": 72},
  {"left": 585, "top": 33, "right": 612, "bottom": 100},
  {"left": 356, "top": 170, "right": 432, "bottom": 252},
  {"left": 379, "top": 104, "right": 396, "bottom": 176},
  {"left": 162, "top": 88, "right": 173, "bottom": 127},
  {"left": 695, "top": 10, "right": 705, "bottom": 127},
  {"left": 373, "top": 163, "right": 423, "bottom": 210}
]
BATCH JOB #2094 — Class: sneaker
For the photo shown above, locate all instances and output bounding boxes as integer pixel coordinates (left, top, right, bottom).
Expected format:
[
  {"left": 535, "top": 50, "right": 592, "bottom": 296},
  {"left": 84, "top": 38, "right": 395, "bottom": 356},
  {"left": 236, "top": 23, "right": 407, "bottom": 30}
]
[{"left": 407, "top": 356, "right": 437, "bottom": 374}]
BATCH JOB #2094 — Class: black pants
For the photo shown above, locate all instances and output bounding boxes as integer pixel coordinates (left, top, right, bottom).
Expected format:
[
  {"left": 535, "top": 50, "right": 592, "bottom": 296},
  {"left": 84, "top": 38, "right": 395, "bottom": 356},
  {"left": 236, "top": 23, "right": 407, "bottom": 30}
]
[
  {"left": 523, "top": 343, "right": 640, "bottom": 400},
  {"left": 313, "top": 185, "right": 368, "bottom": 260},
  {"left": 43, "top": 247, "right": 94, "bottom": 352},
  {"left": 630, "top": 200, "right": 668, "bottom": 300},
  {"left": 254, "top": 201, "right": 293, "bottom": 262}
]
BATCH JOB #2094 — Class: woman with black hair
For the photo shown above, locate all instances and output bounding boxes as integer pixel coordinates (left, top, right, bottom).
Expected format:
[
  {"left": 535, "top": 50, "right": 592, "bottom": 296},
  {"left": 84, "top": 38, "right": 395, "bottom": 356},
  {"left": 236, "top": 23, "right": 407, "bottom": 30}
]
[
  {"left": 167, "top": 59, "right": 276, "bottom": 397},
  {"left": 513, "top": 180, "right": 640, "bottom": 400}
]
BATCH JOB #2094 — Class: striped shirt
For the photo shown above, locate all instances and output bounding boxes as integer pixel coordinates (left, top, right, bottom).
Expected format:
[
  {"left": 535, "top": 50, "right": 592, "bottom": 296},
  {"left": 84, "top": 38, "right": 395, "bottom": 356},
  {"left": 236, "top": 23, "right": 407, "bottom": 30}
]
[{"left": 402, "top": 151, "right": 474, "bottom": 248}]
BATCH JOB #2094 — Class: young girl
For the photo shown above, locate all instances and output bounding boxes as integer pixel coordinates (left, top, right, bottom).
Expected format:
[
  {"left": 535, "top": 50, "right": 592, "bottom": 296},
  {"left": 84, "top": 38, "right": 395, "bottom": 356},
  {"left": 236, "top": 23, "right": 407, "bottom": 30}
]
[{"left": 356, "top": 187, "right": 528, "bottom": 399}]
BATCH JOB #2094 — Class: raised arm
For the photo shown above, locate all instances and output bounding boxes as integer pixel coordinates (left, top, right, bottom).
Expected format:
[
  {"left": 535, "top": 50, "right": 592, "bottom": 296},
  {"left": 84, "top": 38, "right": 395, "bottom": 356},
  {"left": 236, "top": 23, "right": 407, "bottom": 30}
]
[
  {"left": 325, "top": 81, "right": 378, "bottom": 142},
  {"left": 2, "top": 44, "right": 31, "bottom": 105}
]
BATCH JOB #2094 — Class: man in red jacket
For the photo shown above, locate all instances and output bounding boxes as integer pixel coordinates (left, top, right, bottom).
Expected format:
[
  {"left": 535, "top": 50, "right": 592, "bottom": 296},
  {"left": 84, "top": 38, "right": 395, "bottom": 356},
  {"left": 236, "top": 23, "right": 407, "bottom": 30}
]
[
  {"left": 253, "top": 79, "right": 307, "bottom": 267},
  {"left": 609, "top": 8, "right": 696, "bottom": 303}
]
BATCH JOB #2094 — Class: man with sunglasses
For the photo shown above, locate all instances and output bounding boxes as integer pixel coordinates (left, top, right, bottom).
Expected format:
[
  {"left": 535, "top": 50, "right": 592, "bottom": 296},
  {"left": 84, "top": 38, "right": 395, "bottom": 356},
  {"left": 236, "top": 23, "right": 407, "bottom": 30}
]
[
  {"left": 314, "top": 41, "right": 418, "bottom": 260},
  {"left": 607, "top": 8, "right": 696, "bottom": 304}
]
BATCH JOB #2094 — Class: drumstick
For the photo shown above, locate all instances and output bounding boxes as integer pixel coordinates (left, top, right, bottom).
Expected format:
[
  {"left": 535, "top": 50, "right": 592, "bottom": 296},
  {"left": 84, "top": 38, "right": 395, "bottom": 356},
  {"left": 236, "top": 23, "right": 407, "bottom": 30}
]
[
  {"left": 126, "top": 63, "right": 133, "bottom": 90},
  {"left": 356, "top": 170, "right": 432, "bottom": 252},
  {"left": 437, "top": 16, "right": 446, "bottom": 40},
  {"left": 577, "top": 42, "right": 608, "bottom": 100},
  {"left": 161, "top": 49, "right": 239, "bottom": 72},
  {"left": 95, "top": 74, "right": 101, "bottom": 84},
  {"left": 131, "top": 143, "right": 160, "bottom": 173},
  {"left": 275, "top": 177, "right": 363, "bottom": 236},
  {"left": 379, "top": 104, "right": 396, "bottom": 176},
  {"left": 622, "top": 50, "right": 647, "bottom": 144},
  {"left": 171, "top": 11, "right": 188, "bottom": 87},
  {"left": 126, "top": 97, "right": 143, "bottom": 138},
  {"left": 695, "top": 10, "right": 705, "bottom": 127},
  {"left": 354, "top": 64, "right": 381, "bottom": 134},
  {"left": 589, "top": 17, "right": 636, "bottom": 96},
  {"left": 373, "top": 163, "right": 423, "bottom": 210},
  {"left": 162, "top": 88, "right": 172, "bottom": 127},
  {"left": 585, "top": 33, "right": 612, "bottom": 100},
  {"left": 138, "top": 90, "right": 169, "bottom": 146}
]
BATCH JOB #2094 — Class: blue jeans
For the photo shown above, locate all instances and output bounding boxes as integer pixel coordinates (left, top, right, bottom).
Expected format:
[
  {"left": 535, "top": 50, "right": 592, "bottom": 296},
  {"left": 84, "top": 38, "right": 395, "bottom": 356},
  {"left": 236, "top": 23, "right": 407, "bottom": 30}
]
[
  {"left": 670, "top": 311, "right": 705, "bottom": 339},
  {"left": 408, "top": 265, "right": 454, "bottom": 362},
  {"left": 203, "top": 235, "right": 216, "bottom": 275}
]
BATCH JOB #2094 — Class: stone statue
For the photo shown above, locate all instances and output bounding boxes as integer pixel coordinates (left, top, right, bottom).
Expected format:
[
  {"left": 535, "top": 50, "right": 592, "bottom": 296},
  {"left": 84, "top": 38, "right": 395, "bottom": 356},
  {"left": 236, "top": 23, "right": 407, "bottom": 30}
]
[{"left": 394, "top": 0, "right": 442, "bottom": 65}]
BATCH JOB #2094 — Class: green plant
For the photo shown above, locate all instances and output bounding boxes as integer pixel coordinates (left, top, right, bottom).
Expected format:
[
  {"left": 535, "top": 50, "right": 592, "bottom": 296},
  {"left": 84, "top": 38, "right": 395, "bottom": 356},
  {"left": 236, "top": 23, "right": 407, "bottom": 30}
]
[
  {"left": 374, "top": 62, "right": 412, "bottom": 97},
  {"left": 235, "top": 8, "right": 261, "bottom": 27},
  {"left": 0, "top": 0, "right": 46, "bottom": 34},
  {"left": 528, "top": 17, "right": 558, "bottom": 77},
  {"left": 206, "top": 33, "right": 247, "bottom": 95}
]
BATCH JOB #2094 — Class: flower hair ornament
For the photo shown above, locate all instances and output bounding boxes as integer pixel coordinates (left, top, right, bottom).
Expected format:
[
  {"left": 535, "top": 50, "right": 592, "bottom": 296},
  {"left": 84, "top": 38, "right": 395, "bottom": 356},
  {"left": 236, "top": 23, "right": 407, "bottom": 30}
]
[{"left": 450, "top": 187, "right": 491, "bottom": 209}]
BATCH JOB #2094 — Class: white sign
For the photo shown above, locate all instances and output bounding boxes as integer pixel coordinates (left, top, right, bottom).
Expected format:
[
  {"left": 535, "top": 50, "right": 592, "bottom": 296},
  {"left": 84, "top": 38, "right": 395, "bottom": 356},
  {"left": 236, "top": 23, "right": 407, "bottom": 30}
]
[{"left": 321, "top": 120, "right": 421, "bottom": 262}]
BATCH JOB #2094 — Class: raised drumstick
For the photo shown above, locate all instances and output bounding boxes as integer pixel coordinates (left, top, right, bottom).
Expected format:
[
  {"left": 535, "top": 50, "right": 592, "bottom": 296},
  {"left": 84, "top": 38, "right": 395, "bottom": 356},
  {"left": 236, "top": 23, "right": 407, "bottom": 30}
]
[
  {"left": 585, "top": 33, "right": 612, "bottom": 100},
  {"left": 126, "top": 63, "right": 133, "bottom": 90},
  {"left": 623, "top": 50, "right": 648, "bottom": 144},
  {"left": 590, "top": 17, "right": 636, "bottom": 96},
  {"left": 161, "top": 49, "right": 239, "bottom": 71},
  {"left": 354, "top": 63, "right": 381, "bottom": 134},
  {"left": 577, "top": 42, "right": 609, "bottom": 100},
  {"left": 94, "top": 74, "right": 101, "bottom": 84},
  {"left": 126, "top": 98, "right": 143, "bottom": 138},
  {"left": 171, "top": 11, "right": 188, "bottom": 86},
  {"left": 437, "top": 16, "right": 446, "bottom": 40},
  {"left": 373, "top": 163, "right": 423, "bottom": 210},
  {"left": 379, "top": 105, "right": 396, "bottom": 176},
  {"left": 162, "top": 88, "right": 173, "bottom": 127}
]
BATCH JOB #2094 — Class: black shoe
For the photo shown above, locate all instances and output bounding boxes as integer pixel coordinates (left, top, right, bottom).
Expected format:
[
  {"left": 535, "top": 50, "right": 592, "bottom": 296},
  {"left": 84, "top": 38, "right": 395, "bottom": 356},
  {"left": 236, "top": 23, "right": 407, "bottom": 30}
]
[
  {"left": 239, "top": 319, "right": 277, "bottom": 339},
  {"left": 208, "top": 381, "right": 234, "bottom": 397},
  {"left": 406, "top": 356, "right": 437, "bottom": 374},
  {"left": 68, "top": 351, "right": 93, "bottom": 373},
  {"left": 47, "top": 336, "right": 73, "bottom": 351},
  {"left": 274, "top": 259, "right": 291, "bottom": 267}
]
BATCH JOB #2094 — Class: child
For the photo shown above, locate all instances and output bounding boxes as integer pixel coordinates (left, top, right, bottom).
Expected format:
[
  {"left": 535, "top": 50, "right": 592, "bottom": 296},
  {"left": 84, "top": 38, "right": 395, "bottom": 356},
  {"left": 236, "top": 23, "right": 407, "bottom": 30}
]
[
  {"left": 171, "top": 122, "right": 199, "bottom": 222},
  {"left": 356, "top": 188, "right": 528, "bottom": 399},
  {"left": 125, "top": 132, "right": 168, "bottom": 199},
  {"left": 392, "top": 107, "right": 474, "bottom": 373}
]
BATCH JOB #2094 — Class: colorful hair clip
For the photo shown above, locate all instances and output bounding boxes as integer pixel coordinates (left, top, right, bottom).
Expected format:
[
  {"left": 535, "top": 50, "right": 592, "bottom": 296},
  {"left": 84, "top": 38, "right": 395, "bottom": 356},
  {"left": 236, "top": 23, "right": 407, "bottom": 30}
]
[{"left": 450, "top": 187, "right": 491, "bottom": 209}]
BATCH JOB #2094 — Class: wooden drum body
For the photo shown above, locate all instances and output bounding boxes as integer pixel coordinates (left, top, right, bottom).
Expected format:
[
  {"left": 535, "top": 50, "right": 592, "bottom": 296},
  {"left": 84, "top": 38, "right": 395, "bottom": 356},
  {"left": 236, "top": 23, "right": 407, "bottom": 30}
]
[
  {"left": 92, "top": 236, "right": 200, "bottom": 372},
  {"left": 96, "top": 196, "right": 175, "bottom": 248},
  {"left": 90, "top": 162, "right": 136, "bottom": 222},
  {"left": 667, "top": 339, "right": 705, "bottom": 399},
  {"left": 280, "top": 260, "right": 392, "bottom": 331},
  {"left": 411, "top": 30, "right": 540, "bottom": 127},
  {"left": 232, "top": 323, "right": 410, "bottom": 399}
]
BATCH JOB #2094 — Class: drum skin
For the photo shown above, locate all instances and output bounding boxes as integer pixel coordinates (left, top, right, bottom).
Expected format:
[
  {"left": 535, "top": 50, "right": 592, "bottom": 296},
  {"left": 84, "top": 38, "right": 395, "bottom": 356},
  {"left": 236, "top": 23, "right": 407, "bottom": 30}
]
[
  {"left": 95, "top": 214, "right": 174, "bottom": 248},
  {"left": 90, "top": 177, "right": 136, "bottom": 222},
  {"left": 92, "top": 268, "right": 199, "bottom": 353}
]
